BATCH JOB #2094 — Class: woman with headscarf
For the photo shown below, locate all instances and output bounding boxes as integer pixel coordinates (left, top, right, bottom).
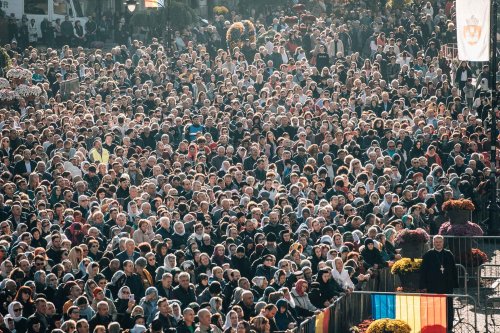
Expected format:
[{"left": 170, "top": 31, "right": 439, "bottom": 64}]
[
  {"left": 274, "top": 299, "right": 297, "bottom": 331},
  {"left": 127, "top": 201, "right": 142, "bottom": 226},
  {"left": 251, "top": 276, "right": 268, "bottom": 299},
  {"left": 107, "top": 270, "right": 126, "bottom": 300},
  {"left": 209, "top": 296, "right": 223, "bottom": 315},
  {"left": 315, "top": 268, "right": 342, "bottom": 308},
  {"left": 155, "top": 252, "right": 178, "bottom": 282},
  {"left": 170, "top": 302, "right": 182, "bottom": 325},
  {"left": 383, "top": 228, "right": 400, "bottom": 259},
  {"left": 139, "top": 286, "right": 158, "bottom": 325},
  {"left": 361, "top": 238, "right": 388, "bottom": 270},
  {"left": 171, "top": 221, "right": 188, "bottom": 249},
  {"left": 270, "top": 269, "right": 287, "bottom": 290},
  {"left": 223, "top": 309, "right": 238, "bottom": 331},
  {"left": 84, "top": 279, "right": 98, "bottom": 304},
  {"left": 8, "top": 301, "right": 28, "bottom": 333},
  {"left": 3, "top": 314, "right": 16, "bottom": 333},
  {"left": 114, "top": 286, "right": 135, "bottom": 324},
  {"left": 1, "top": 259, "right": 14, "bottom": 280},
  {"left": 195, "top": 273, "right": 209, "bottom": 295},
  {"left": 331, "top": 257, "right": 355, "bottom": 291},
  {"left": 33, "top": 270, "right": 46, "bottom": 294},
  {"left": 43, "top": 273, "right": 58, "bottom": 304},
  {"left": 291, "top": 279, "right": 317, "bottom": 317},
  {"left": 211, "top": 244, "right": 230, "bottom": 267},
  {"left": 256, "top": 286, "right": 274, "bottom": 304}
]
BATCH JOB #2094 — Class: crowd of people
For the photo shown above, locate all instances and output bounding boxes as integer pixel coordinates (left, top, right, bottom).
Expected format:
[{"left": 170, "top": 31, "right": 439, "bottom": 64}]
[{"left": 0, "top": 0, "right": 498, "bottom": 332}]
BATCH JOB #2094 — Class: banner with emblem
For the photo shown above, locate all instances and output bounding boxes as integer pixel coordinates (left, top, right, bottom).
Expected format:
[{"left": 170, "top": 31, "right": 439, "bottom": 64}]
[{"left": 456, "top": 0, "right": 490, "bottom": 61}]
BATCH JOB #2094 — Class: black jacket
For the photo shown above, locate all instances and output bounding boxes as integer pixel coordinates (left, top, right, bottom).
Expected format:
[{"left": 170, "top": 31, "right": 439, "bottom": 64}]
[{"left": 171, "top": 285, "right": 196, "bottom": 309}]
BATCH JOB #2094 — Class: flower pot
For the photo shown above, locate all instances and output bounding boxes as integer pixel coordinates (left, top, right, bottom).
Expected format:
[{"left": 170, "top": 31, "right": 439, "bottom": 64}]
[
  {"left": 400, "top": 242, "right": 429, "bottom": 259},
  {"left": 446, "top": 209, "right": 471, "bottom": 225},
  {"left": 398, "top": 271, "right": 421, "bottom": 291}
]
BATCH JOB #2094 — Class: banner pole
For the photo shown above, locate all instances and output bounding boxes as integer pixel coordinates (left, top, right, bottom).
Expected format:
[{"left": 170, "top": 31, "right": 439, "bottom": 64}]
[{"left": 488, "top": 0, "right": 499, "bottom": 235}]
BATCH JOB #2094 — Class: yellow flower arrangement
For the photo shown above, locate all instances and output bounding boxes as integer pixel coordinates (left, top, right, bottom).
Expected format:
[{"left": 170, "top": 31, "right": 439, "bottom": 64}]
[
  {"left": 390, "top": 258, "right": 422, "bottom": 275},
  {"left": 366, "top": 319, "right": 411, "bottom": 333},
  {"left": 213, "top": 6, "right": 229, "bottom": 15}
]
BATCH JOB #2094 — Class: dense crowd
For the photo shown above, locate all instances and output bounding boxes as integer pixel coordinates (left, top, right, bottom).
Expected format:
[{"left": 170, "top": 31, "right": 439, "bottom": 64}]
[{"left": 0, "top": 0, "right": 498, "bottom": 332}]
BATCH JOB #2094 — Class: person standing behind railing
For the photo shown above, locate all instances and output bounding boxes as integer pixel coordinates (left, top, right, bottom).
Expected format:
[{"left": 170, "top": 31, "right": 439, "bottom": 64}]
[{"left": 419, "top": 235, "right": 458, "bottom": 332}]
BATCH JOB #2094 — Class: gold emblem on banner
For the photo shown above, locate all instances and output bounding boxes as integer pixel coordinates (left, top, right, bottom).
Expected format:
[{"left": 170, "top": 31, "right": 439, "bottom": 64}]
[{"left": 463, "top": 16, "right": 482, "bottom": 45}]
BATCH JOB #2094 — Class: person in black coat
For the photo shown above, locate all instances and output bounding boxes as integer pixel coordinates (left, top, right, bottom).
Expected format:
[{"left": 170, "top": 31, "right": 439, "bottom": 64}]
[
  {"left": 171, "top": 272, "right": 196, "bottom": 309},
  {"left": 360, "top": 238, "right": 387, "bottom": 270},
  {"left": 88, "top": 301, "right": 112, "bottom": 332},
  {"left": 315, "top": 45, "right": 330, "bottom": 70},
  {"left": 13, "top": 149, "right": 37, "bottom": 179},
  {"left": 420, "top": 235, "right": 458, "bottom": 329},
  {"left": 153, "top": 298, "right": 176, "bottom": 332},
  {"left": 230, "top": 246, "right": 251, "bottom": 279},
  {"left": 176, "top": 307, "right": 197, "bottom": 333}
]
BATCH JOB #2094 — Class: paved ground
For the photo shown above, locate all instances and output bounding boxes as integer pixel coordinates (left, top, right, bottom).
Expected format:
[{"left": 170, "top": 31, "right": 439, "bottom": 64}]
[{"left": 455, "top": 244, "right": 500, "bottom": 333}]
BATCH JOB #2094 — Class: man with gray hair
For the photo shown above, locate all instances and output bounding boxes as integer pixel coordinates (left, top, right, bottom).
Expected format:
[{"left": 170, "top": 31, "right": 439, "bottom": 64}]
[{"left": 420, "top": 235, "right": 458, "bottom": 330}]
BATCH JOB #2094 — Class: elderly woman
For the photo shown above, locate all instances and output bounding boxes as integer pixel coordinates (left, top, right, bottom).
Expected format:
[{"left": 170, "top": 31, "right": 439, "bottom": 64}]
[
  {"left": 291, "top": 279, "right": 317, "bottom": 317},
  {"left": 331, "top": 257, "right": 355, "bottom": 291},
  {"left": 139, "top": 286, "right": 158, "bottom": 325}
]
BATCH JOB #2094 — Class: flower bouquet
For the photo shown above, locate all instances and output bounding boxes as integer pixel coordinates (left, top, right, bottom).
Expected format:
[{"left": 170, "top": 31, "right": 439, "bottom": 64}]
[
  {"left": 6, "top": 67, "right": 32, "bottom": 85},
  {"left": 457, "top": 248, "right": 488, "bottom": 267},
  {"left": 213, "top": 6, "right": 229, "bottom": 15},
  {"left": 438, "top": 221, "right": 484, "bottom": 237},
  {"left": 15, "top": 84, "right": 42, "bottom": 100},
  {"left": 0, "top": 78, "right": 10, "bottom": 89},
  {"left": 0, "top": 89, "right": 19, "bottom": 104},
  {"left": 350, "top": 319, "right": 375, "bottom": 333},
  {"left": 391, "top": 258, "right": 423, "bottom": 291},
  {"left": 439, "top": 220, "right": 484, "bottom": 268},
  {"left": 442, "top": 199, "right": 475, "bottom": 225},
  {"left": 366, "top": 319, "right": 411, "bottom": 333},
  {"left": 395, "top": 228, "right": 430, "bottom": 259},
  {"left": 391, "top": 258, "right": 423, "bottom": 275}
]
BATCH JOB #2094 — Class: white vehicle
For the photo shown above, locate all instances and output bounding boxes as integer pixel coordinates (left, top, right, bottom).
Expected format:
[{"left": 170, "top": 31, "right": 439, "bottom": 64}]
[{"left": 1, "top": 0, "right": 88, "bottom": 36}]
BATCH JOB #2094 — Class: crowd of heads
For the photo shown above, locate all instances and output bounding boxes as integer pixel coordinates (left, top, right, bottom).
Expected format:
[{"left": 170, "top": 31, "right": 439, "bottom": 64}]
[{"left": 0, "top": 0, "right": 498, "bottom": 332}]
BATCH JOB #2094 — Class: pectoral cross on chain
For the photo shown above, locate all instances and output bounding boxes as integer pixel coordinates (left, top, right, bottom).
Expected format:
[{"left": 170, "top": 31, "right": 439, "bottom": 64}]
[{"left": 440, "top": 265, "right": 445, "bottom": 274}]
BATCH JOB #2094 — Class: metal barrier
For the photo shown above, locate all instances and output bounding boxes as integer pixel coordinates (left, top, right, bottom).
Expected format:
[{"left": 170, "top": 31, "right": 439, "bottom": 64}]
[
  {"left": 439, "top": 236, "right": 500, "bottom": 279},
  {"left": 299, "top": 291, "right": 478, "bottom": 333},
  {"left": 477, "top": 264, "right": 500, "bottom": 307},
  {"left": 375, "top": 264, "right": 468, "bottom": 294},
  {"left": 441, "top": 43, "right": 458, "bottom": 59},
  {"left": 485, "top": 296, "right": 500, "bottom": 333},
  {"left": 456, "top": 264, "right": 468, "bottom": 295}
]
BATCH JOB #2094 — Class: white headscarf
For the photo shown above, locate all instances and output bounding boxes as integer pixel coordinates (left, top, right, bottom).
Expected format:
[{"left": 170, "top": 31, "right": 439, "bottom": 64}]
[
  {"left": 223, "top": 310, "right": 238, "bottom": 330},
  {"left": 8, "top": 301, "right": 23, "bottom": 322}
]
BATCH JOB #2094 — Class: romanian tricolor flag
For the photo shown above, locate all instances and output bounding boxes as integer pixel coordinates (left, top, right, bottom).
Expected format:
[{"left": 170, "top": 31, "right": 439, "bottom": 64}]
[
  {"left": 145, "top": 0, "right": 164, "bottom": 8},
  {"left": 371, "top": 294, "right": 447, "bottom": 333},
  {"left": 315, "top": 307, "right": 332, "bottom": 333}
]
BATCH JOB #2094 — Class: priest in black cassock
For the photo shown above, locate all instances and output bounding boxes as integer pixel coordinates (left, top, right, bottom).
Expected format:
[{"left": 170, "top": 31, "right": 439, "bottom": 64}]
[{"left": 420, "top": 235, "right": 458, "bottom": 332}]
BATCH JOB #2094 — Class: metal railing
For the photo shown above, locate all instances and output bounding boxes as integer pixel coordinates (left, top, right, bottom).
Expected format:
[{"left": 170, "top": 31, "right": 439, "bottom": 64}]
[
  {"left": 375, "top": 264, "right": 468, "bottom": 294},
  {"left": 441, "top": 43, "right": 458, "bottom": 59},
  {"left": 298, "top": 291, "right": 477, "bottom": 333},
  {"left": 485, "top": 296, "right": 500, "bottom": 333},
  {"left": 477, "top": 264, "right": 500, "bottom": 307}
]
